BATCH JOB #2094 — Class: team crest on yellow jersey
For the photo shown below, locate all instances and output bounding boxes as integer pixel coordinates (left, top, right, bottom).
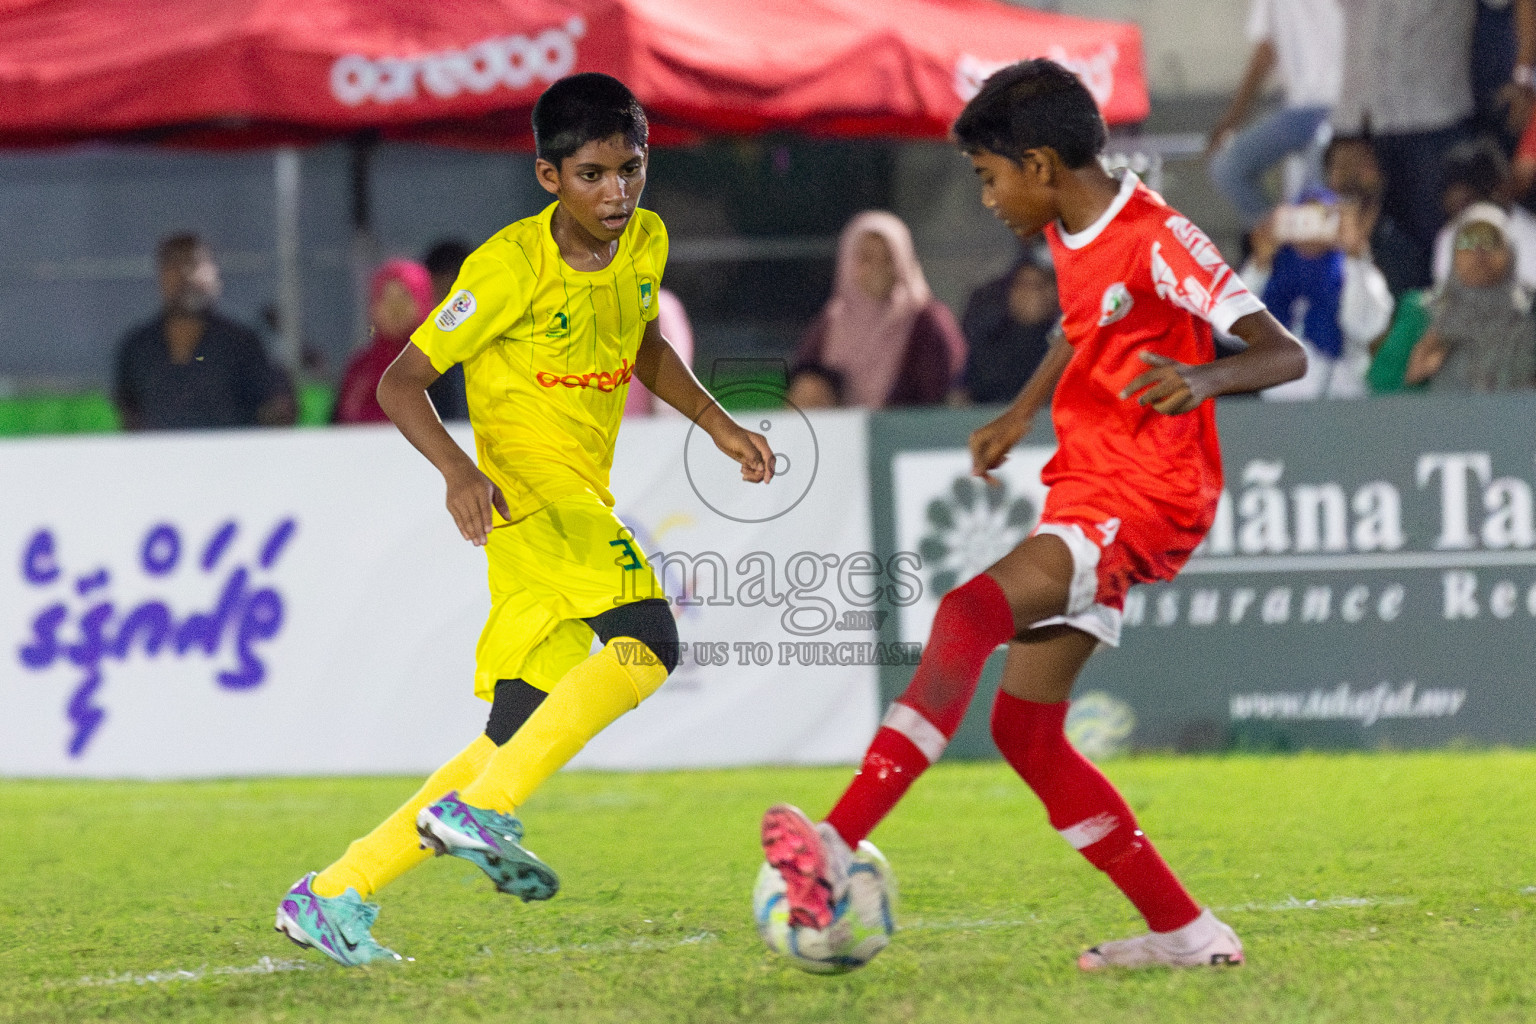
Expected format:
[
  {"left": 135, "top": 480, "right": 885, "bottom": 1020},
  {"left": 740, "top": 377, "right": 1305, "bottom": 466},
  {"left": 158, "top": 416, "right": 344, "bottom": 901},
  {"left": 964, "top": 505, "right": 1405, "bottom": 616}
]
[{"left": 545, "top": 311, "right": 570, "bottom": 338}]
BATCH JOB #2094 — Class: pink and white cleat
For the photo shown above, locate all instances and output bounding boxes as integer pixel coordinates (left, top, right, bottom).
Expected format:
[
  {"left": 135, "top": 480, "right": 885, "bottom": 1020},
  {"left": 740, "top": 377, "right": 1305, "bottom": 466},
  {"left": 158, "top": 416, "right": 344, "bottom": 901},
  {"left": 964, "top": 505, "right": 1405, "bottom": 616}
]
[
  {"left": 1077, "top": 908, "right": 1244, "bottom": 970},
  {"left": 760, "top": 804, "right": 851, "bottom": 930}
]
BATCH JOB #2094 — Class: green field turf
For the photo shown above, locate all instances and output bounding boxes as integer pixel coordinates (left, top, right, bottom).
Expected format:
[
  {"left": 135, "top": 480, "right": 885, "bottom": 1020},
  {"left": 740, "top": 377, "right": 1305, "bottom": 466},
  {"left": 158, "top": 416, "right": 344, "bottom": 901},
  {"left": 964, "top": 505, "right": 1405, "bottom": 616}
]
[{"left": 3, "top": 752, "right": 1534, "bottom": 1024}]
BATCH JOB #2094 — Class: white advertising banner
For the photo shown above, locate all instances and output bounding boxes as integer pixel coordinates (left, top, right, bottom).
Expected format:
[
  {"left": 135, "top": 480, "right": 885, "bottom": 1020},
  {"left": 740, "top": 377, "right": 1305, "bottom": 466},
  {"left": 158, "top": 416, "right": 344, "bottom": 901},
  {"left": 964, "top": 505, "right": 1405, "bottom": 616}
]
[
  {"left": 891, "top": 445, "right": 1055, "bottom": 643},
  {"left": 0, "top": 411, "right": 878, "bottom": 778},
  {"left": 579, "top": 408, "right": 880, "bottom": 769}
]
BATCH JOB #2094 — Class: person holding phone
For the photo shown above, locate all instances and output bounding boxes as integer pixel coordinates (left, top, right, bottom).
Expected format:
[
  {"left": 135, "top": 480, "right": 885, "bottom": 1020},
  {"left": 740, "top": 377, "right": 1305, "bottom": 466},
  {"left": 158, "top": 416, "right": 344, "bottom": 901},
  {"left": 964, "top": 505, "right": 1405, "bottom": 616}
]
[{"left": 1240, "top": 188, "right": 1396, "bottom": 399}]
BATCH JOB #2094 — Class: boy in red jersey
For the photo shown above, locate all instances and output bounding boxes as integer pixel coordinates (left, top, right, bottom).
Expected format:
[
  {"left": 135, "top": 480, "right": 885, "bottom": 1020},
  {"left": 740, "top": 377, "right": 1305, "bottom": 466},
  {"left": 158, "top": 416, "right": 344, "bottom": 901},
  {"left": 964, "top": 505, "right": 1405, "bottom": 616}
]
[{"left": 761, "top": 60, "right": 1305, "bottom": 970}]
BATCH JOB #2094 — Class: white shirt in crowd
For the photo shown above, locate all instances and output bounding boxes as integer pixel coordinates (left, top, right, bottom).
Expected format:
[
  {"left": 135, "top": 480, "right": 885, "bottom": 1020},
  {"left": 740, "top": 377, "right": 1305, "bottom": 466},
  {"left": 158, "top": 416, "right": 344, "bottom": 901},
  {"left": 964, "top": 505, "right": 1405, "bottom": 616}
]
[
  {"left": 1331, "top": 0, "right": 1476, "bottom": 135},
  {"left": 1247, "top": 0, "right": 1344, "bottom": 110},
  {"left": 1432, "top": 204, "right": 1536, "bottom": 292},
  {"left": 1239, "top": 255, "right": 1395, "bottom": 400}
]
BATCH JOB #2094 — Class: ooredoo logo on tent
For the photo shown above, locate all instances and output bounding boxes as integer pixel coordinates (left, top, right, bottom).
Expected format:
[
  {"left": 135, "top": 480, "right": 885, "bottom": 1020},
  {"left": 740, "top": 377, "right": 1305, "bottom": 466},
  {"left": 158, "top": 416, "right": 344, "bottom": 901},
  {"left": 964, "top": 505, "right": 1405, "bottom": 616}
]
[
  {"left": 954, "top": 43, "right": 1118, "bottom": 108},
  {"left": 331, "top": 17, "right": 586, "bottom": 107}
]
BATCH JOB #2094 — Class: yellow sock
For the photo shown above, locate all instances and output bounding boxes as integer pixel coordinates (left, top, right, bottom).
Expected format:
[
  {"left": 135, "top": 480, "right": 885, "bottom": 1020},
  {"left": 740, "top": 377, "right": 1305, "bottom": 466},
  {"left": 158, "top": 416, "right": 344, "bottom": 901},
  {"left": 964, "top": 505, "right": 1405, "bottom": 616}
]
[
  {"left": 312, "top": 734, "right": 497, "bottom": 899},
  {"left": 458, "top": 638, "right": 667, "bottom": 814}
]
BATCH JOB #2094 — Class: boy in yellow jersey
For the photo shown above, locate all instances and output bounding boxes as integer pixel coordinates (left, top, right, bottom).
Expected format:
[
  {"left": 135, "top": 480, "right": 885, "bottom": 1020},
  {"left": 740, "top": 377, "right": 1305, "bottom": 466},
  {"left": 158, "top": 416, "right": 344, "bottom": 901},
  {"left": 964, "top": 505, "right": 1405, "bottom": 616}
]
[{"left": 274, "top": 73, "right": 774, "bottom": 967}]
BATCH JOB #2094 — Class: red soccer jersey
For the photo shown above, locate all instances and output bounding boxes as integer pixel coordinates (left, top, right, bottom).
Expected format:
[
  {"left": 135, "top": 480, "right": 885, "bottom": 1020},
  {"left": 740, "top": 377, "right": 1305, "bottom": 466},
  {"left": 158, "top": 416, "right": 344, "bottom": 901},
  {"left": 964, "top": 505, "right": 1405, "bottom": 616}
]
[{"left": 1043, "top": 172, "right": 1264, "bottom": 532}]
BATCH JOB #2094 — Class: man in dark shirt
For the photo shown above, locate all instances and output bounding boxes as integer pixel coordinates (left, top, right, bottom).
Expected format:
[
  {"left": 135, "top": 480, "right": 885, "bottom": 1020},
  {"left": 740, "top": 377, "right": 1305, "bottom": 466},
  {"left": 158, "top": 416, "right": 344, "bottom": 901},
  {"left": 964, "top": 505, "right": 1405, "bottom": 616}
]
[
  {"left": 115, "top": 233, "right": 294, "bottom": 431},
  {"left": 1322, "top": 137, "right": 1431, "bottom": 296},
  {"left": 958, "top": 248, "right": 1058, "bottom": 404},
  {"left": 419, "top": 238, "right": 473, "bottom": 422}
]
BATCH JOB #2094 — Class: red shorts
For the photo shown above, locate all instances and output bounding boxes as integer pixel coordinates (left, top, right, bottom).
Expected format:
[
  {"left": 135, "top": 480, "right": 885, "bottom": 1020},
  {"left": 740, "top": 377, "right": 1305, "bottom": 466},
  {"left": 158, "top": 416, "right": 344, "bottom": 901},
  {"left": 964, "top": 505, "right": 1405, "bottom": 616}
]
[{"left": 1029, "top": 483, "right": 1213, "bottom": 646}]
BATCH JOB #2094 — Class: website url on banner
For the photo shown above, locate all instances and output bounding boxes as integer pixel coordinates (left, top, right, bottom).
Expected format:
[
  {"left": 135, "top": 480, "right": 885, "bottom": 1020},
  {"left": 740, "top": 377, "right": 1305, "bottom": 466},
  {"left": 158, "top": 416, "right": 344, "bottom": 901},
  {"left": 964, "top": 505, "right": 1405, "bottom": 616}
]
[{"left": 1229, "top": 682, "right": 1467, "bottom": 728}]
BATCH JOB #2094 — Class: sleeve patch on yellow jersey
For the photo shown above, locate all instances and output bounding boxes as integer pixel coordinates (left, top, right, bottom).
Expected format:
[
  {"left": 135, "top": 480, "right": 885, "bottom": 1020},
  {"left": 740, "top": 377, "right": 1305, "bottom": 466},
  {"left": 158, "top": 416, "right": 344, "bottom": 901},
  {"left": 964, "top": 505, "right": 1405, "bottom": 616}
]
[{"left": 435, "top": 289, "right": 478, "bottom": 332}]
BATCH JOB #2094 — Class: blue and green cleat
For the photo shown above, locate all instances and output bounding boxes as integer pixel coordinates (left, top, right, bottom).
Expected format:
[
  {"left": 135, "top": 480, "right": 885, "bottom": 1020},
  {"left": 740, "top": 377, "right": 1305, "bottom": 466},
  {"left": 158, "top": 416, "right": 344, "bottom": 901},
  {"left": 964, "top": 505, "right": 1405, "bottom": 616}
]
[
  {"left": 274, "top": 872, "right": 401, "bottom": 967},
  {"left": 416, "top": 791, "right": 560, "bottom": 902}
]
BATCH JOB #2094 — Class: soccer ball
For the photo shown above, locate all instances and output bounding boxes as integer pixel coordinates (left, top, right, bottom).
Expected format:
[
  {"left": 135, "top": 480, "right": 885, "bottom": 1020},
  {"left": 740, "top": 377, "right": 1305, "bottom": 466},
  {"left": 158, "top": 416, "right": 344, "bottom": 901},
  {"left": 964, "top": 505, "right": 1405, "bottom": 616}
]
[{"left": 752, "top": 841, "right": 896, "bottom": 974}]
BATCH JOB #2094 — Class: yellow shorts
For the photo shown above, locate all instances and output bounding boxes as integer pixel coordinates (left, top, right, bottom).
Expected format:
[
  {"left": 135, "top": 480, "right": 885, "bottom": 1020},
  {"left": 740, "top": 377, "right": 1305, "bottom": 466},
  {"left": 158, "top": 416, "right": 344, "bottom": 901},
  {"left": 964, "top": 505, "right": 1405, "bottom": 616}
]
[{"left": 473, "top": 491, "right": 662, "bottom": 701}]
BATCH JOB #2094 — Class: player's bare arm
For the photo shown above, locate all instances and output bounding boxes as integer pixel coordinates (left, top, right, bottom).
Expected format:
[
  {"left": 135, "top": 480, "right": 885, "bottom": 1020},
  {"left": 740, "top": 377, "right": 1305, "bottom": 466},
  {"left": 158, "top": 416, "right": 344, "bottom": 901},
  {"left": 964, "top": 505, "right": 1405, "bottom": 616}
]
[
  {"left": 969, "top": 331, "right": 1072, "bottom": 484},
  {"left": 377, "top": 341, "right": 508, "bottom": 547},
  {"left": 1120, "top": 309, "right": 1305, "bottom": 415},
  {"left": 634, "top": 320, "right": 775, "bottom": 484}
]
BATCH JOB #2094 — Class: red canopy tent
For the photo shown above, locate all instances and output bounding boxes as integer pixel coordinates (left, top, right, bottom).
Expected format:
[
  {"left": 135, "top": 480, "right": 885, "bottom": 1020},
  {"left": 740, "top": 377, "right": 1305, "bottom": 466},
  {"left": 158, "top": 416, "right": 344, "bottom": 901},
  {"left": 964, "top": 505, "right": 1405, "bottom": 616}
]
[
  {"left": 0, "top": 0, "right": 1148, "bottom": 369},
  {"left": 0, "top": 0, "right": 1148, "bottom": 149}
]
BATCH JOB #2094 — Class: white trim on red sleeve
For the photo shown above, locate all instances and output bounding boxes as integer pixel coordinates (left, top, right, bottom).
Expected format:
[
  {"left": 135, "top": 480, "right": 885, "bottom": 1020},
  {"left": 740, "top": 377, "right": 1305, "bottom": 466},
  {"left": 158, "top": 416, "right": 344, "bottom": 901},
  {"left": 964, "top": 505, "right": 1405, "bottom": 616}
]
[{"left": 1209, "top": 291, "right": 1267, "bottom": 334}]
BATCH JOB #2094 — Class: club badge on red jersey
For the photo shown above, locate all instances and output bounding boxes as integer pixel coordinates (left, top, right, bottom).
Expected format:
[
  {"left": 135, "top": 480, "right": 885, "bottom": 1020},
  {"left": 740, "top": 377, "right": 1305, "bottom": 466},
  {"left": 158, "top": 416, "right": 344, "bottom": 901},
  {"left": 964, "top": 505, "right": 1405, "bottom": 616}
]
[{"left": 1098, "top": 282, "right": 1133, "bottom": 326}]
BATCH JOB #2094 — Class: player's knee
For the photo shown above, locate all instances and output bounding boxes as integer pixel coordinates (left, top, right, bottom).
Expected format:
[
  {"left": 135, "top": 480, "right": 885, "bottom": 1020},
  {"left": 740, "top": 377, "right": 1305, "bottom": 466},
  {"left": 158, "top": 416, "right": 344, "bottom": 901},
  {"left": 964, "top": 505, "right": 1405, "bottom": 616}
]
[
  {"left": 585, "top": 598, "right": 679, "bottom": 675},
  {"left": 484, "top": 677, "right": 548, "bottom": 745},
  {"left": 932, "top": 574, "right": 1013, "bottom": 636}
]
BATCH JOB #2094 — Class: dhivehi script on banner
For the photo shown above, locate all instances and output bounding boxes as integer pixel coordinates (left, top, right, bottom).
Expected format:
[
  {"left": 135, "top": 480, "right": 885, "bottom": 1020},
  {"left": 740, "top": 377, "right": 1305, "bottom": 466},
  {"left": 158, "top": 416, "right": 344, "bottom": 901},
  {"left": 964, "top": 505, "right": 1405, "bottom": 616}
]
[{"left": 0, "top": 411, "right": 879, "bottom": 778}]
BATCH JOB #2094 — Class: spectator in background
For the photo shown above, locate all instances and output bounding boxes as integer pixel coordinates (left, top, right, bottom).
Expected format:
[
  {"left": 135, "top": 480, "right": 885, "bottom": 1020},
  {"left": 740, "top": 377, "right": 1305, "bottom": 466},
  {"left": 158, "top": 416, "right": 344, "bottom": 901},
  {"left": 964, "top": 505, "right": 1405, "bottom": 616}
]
[
  {"left": 957, "top": 245, "right": 1058, "bottom": 404},
  {"left": 794, "top": 211, "right": 965, "bottom": 408},
  {"left": 1331, "top": 0, "right": 1532, "bottom": 275},
  {"left": 1432, "top": 138, "right": 1536, "bottom": 290},
  {"left": 1366, "top": 289, "right": 1435, "bottom": 393},
  {"left": 624, "top": 289, "right": 695, "bottom": 417},
  {"left": 115, "top": 233, "right": 294, "bottom": 431},
  {"left": 1471, "top": 0, "right": 1536, "bottom": 149},
  {"left": 333, "top": 259, "right": 433, "bottom": 424},
  {"left": 1207, "top": 0, "right": 1343, "bottom": 229},
  {"left": 420, "top": 239, "right": 473, "bottom": 421},
  {"left": 786, "top": 364, "right": 845, "bottom": 410},
  {"left": 1407, "top": 203, "right": 1536, "bottom": 391},
  {"left": 1322, "top": 135, "right": 1429, "bottom": 295},
  {"left": 1241, "top": 188, "right": 1394, "bottom": 400}
]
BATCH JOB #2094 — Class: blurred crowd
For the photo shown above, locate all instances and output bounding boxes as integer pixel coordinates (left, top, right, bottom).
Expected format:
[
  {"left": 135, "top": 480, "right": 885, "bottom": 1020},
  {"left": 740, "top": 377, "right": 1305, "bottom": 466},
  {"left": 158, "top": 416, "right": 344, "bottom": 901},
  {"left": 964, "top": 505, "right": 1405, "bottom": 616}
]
[
  {"left": 1205, "top": 0, "right": 1536, "bottom": 398},
  {"left": 110, "top": 0, "right": 1536, "bottom": 434},
  {"left": 112, "top": 213, "right": 1017, "bottom": 433}
]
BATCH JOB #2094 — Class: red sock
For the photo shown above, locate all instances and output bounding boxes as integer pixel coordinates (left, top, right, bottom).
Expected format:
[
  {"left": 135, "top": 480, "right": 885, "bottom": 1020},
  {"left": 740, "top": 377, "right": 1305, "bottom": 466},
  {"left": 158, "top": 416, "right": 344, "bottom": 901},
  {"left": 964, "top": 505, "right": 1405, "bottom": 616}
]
[
  {"left": 826, "top": 574, "right": 1014, "bottom": 846},
  {"left": 990, "top": 690, "right": 1200, "bottom": 933}
]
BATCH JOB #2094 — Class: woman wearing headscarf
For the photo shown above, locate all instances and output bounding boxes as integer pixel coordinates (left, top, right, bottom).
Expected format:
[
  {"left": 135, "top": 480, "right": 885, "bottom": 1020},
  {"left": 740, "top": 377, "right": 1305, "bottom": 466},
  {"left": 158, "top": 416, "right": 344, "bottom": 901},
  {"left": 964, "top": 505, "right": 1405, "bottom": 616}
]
[
  {"left": 334, "top": 259, "right": 435, "bottom": 424},
  {"left": 793, "top": 211, "right": 966, "bottom": 408},
  {"left": 1406, "top": 203, "right": 1536, "bottom": 392}
]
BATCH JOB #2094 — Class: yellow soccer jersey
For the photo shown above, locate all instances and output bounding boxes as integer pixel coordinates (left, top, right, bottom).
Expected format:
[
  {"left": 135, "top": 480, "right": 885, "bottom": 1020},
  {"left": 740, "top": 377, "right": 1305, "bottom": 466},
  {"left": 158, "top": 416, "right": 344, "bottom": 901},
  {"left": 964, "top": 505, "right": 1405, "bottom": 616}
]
[{"left": 413, "top": 202, "right": 668, "bottom": 522}]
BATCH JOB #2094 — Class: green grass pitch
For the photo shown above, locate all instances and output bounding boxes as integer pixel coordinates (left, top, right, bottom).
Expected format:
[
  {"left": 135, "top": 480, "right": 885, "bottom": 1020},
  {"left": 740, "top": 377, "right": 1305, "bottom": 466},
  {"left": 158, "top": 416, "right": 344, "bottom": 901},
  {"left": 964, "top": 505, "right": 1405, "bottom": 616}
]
[{"left": 3, "top": 751, "right": 1534, "bottom": 1023}]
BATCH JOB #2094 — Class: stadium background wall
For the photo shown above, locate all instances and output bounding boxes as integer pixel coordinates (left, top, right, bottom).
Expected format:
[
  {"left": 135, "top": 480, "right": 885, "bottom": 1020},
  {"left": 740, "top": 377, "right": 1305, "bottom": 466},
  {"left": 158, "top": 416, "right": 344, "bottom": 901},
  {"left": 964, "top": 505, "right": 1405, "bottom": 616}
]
[
  {"left": 3, "top": 395, "right": 1533, "bottom": 777},
  {"left": 867, "top": 394, "right": 1536, "bottom": 757}
]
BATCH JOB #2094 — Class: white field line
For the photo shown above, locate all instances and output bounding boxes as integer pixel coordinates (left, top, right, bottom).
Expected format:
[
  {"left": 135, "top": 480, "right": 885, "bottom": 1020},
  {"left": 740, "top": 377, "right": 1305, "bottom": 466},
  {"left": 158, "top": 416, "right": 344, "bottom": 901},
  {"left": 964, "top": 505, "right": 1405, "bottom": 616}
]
[
  {"left": 510, "top": 930, "right": 717, "bottom": 956},
  {"left": 1217, "top": 896, "right": 1414, "bottom": 913},
  {"left": 73, "top": 932, "right": 722, "bottom": 985},
  {"left": 77, "top": 956, "right": 320, "bottom": 987},
  {"left": 902, "top": 917, "right": 1035, "bottom": 933},
  {"left": 901, "top": 897, "right": 1409, "bottom": 935},
  {"left": 65, "top": 896, "right": 1456, "bottom": 986}
]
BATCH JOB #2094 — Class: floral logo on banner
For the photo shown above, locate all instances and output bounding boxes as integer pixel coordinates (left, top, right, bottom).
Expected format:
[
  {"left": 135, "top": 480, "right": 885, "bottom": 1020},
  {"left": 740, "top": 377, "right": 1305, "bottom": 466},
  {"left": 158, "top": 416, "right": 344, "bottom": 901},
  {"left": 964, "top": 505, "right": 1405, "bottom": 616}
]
[
  {"left": 15, "top": 518, "right": 296, "bottom": 757},
  {"left": 917, "top": 476, "right": 1037, "bottom": 597}
]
